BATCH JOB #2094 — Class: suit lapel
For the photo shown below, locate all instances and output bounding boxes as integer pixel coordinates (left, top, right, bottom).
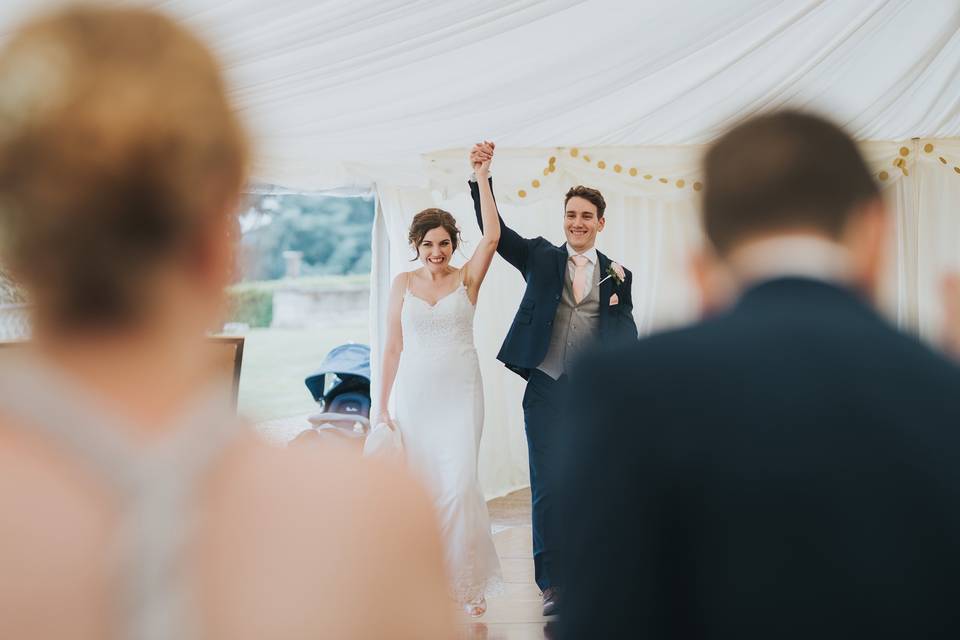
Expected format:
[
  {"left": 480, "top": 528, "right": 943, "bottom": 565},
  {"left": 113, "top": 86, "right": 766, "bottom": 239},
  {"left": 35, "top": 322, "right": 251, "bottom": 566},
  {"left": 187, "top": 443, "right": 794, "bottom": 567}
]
[
  {"left": 598, "top": 252, "right": 614, "bottom": 301},
  {"left": 556, "top": 242, "right": 568, "bottom": 285},
  {"left": 598, "top": 251, "right": 613, "bottom": 332}
]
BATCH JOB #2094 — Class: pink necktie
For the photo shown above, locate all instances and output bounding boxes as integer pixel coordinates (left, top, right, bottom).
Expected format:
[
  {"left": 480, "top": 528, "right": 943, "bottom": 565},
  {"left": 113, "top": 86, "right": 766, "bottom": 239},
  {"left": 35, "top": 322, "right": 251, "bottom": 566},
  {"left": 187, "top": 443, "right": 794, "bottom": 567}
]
[{"left": 571, "top": 254, "right": 588, "bottom": 303}]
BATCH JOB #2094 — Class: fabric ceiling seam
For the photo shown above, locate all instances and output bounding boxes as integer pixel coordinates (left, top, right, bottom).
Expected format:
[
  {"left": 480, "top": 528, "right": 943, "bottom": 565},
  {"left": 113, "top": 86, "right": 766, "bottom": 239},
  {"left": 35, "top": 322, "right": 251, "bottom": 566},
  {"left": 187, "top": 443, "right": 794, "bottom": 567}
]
[
  {"left": 718, "top": 1, "right": 894, "bottom": 137},
  {"left": 263, "top": 3, "right": 798, "bottom": 144},
  {"left": 628, "top": 0, "right": 852, "bottom": 144},
  {"left": 486, "top": 0, "right": 836, "bottom": 146},
  {"left": 231, "top": 1, "right": 581, "bottom": 100},
  {"left": 863, "top": 12, "right": 960, "bottom": 138}
]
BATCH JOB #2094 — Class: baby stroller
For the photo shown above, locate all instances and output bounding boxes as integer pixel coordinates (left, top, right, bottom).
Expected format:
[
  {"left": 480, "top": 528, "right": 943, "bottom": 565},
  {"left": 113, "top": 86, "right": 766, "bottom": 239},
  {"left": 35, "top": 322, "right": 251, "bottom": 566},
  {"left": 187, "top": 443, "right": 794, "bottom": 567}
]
[{"left": 299, "top": 343, "right": 371, "bottom": 444}]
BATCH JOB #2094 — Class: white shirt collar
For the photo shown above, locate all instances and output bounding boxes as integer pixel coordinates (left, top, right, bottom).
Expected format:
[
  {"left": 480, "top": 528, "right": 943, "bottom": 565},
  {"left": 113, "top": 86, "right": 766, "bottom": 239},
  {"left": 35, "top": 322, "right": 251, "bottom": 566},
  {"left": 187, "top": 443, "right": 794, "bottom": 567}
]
[
  {"left": 566, "top": 244, "right": 598, "bottom": 264},
  {"left": 727, "top": 235, "right": 853, "bottom": 287}
]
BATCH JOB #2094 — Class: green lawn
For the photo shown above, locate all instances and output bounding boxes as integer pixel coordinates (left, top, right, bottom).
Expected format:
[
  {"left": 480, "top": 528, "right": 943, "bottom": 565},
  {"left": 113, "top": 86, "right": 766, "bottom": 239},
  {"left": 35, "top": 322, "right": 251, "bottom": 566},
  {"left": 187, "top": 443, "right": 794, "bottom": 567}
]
[{"left": 237, "top": 323, "right": 369, "bottom": 422}]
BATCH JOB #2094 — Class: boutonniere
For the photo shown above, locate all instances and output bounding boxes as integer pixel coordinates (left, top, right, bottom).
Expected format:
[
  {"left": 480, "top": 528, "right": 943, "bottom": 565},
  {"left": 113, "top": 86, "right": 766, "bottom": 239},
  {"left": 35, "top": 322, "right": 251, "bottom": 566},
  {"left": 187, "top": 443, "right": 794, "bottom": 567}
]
[{"left": 598, "top": 262, "right": 625, "bottom": 288}]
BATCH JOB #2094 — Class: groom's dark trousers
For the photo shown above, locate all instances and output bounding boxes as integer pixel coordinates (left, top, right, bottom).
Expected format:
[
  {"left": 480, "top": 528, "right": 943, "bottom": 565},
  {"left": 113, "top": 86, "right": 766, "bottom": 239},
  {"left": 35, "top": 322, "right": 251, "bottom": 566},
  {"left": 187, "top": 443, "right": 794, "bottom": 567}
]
[
  {"left": 471, "top": 177, "right": 638, "bottom": 591},
  {"left": 522, "top": 369, "right": 567, "bottom": 590}
]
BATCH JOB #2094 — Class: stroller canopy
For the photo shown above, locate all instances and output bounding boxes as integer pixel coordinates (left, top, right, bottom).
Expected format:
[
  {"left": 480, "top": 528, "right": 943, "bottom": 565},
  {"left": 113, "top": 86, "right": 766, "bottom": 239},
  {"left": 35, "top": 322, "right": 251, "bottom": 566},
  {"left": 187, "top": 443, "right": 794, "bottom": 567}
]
[{"left": 304, "top": 343, "right": 370, "bottom": 403}]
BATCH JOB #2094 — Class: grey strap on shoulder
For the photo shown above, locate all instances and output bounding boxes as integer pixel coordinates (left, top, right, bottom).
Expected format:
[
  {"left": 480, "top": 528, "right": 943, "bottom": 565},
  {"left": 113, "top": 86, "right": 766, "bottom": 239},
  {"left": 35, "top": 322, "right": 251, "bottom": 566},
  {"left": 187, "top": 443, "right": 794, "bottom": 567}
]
[{"left": 0, "top": 356, "right": 240, "bottom": 640}]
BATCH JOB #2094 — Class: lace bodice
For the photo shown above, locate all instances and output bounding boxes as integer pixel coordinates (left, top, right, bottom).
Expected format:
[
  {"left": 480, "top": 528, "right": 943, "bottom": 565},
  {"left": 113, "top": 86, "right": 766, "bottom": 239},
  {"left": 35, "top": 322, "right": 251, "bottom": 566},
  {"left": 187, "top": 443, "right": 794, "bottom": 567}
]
[{"left": 401, "top": 282, "right": 476, "bottom": 354}]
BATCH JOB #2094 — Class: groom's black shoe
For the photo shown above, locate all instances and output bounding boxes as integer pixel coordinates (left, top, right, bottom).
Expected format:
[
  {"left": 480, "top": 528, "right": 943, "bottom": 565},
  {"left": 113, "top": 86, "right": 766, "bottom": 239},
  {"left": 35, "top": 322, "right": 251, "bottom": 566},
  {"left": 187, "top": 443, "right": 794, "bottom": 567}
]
[{"left": 542, "top": 587, "right": 560, "bottom": 617}]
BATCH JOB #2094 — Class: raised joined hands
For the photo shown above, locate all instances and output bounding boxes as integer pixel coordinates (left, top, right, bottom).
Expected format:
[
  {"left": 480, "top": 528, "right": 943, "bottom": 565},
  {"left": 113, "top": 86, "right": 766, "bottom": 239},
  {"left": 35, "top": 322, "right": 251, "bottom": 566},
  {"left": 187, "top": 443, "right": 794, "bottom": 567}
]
[{"left": 470, "top": 141, "right": 494, "bottom": 179}]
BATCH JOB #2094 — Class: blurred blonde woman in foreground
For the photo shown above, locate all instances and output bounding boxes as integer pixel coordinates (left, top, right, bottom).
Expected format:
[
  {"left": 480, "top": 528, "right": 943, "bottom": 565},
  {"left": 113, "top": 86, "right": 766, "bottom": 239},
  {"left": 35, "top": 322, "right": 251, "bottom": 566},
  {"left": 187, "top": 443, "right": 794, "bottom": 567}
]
[{"left": 0, "top": 6, "right": 455, "bottom": 639}]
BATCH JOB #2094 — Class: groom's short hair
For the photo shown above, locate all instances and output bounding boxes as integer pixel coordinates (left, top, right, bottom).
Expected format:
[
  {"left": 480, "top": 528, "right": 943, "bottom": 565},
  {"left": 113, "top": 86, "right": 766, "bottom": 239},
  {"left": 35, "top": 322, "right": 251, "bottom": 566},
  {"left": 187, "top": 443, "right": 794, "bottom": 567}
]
[
  {"left": 565, "top": 186, "right": 606, "bottom": 218},
  {"left": 702, "top": 110, "right": 879, "bottom": 255}
]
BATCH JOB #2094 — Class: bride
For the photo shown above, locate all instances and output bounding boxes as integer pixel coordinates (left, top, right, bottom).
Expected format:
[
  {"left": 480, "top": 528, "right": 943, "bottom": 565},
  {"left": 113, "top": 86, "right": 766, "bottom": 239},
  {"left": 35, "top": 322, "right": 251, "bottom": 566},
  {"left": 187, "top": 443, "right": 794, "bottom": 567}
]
[{"left": 375, "top": 144, "right": 502, "bottom": 616}]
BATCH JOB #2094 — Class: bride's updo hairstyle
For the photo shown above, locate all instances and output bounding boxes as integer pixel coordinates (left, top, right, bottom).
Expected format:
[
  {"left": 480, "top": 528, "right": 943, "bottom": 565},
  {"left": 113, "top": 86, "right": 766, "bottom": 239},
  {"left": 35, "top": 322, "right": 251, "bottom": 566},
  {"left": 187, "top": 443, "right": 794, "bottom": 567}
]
[
  {"left": 0, "top": 6, "right": 249, "bottom": 331},
  {"left": 408, "top": 208, "right": 463, "bottom": 260}
]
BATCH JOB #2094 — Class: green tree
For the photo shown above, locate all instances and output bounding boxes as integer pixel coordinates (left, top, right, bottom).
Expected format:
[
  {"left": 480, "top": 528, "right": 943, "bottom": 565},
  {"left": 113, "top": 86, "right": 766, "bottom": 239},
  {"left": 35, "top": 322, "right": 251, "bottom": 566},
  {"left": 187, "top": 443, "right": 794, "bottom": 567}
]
[{"left": 240, "top": 193, "right": 374, "bottom": 281}]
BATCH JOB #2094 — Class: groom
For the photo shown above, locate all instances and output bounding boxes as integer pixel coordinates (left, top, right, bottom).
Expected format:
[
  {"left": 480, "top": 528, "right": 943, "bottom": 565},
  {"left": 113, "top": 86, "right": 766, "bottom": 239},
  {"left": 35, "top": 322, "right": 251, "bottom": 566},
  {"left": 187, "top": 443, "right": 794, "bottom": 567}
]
[{"left": 469, "top": 143, "right": 638, "bottom": 616}]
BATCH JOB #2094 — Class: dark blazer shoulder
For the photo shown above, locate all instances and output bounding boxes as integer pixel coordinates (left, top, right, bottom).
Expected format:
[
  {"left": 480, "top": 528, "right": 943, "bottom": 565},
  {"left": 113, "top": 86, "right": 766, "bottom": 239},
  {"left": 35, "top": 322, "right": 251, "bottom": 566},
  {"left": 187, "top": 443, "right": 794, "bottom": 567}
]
[{"left": 532, "top": 236, "right": 563, "bottom": 251}]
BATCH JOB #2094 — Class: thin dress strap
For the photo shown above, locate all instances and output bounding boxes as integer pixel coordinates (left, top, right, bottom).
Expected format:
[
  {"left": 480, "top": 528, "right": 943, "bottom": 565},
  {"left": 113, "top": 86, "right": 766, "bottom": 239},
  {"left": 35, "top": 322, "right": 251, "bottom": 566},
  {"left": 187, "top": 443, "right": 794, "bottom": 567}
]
[
  {"left": 458, "top": 266, "right": 472, "bottom": 305},
  {"left": 0, "top": 355, "right": 240, "bottom": 640}
]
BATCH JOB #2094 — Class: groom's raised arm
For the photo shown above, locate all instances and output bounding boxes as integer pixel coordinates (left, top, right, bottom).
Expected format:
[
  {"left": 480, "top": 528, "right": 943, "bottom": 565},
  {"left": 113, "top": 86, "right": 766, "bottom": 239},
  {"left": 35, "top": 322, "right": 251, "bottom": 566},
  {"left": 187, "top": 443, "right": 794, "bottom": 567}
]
[{"left": 470, "top": 176, "right": 531, "bottom": 275}]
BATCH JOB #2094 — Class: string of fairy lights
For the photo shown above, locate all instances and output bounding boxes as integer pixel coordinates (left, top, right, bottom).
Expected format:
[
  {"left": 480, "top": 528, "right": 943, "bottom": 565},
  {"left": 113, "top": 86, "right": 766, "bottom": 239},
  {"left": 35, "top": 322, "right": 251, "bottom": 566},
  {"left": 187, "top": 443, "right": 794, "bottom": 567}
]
[
  {"left": 515, "top": 148, "right": 703, "bottom": 199},
  {"left": 513, "top": 142, "right": 960, "bottom": 199}
]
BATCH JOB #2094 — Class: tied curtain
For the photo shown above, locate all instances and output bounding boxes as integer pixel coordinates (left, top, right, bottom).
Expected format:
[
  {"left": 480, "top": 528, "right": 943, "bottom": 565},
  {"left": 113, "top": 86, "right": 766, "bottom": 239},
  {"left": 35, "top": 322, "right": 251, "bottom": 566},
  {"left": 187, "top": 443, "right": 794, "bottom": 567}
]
[{"left": 373, "top": 140, "right": 960, "bottom": 499}]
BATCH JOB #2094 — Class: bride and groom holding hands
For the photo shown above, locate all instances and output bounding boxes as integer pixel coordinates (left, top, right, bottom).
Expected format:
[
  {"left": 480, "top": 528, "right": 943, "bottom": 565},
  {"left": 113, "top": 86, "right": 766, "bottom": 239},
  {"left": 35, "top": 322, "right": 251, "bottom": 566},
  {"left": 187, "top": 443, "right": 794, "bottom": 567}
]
[{"left": 374, "top": 142, "right": 639, "bottom": 617}]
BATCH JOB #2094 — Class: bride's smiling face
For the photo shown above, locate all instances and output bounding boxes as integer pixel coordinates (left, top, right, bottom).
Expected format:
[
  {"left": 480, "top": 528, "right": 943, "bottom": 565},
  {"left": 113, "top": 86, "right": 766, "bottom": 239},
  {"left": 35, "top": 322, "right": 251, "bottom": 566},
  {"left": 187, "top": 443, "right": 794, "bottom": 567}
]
[{"left": 417, "top": 227, "right": 454, "bottom": 272}]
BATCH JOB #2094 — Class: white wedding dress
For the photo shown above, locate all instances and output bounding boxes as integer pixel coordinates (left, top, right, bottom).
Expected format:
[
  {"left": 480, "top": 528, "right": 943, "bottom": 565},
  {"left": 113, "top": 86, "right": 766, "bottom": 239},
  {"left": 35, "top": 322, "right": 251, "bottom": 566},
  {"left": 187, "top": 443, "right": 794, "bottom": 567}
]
[{"left": 394, "top": 273, "right": 502, "bottom": 605}]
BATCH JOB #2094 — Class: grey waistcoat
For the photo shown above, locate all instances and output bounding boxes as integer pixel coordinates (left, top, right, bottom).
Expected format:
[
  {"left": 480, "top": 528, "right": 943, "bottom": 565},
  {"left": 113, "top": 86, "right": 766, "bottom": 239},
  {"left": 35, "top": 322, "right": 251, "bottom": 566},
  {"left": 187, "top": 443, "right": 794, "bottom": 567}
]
[{"left": 538, "top": 259, "right": 601, "bottom": 380}]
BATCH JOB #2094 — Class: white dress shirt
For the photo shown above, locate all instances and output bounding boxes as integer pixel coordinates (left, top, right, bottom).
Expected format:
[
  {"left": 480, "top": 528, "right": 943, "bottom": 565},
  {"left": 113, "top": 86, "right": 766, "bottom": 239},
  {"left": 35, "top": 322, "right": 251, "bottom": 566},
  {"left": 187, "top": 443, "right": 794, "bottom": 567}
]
[{"left": 567, "top": 245, "right": 599, "bottom": 296}]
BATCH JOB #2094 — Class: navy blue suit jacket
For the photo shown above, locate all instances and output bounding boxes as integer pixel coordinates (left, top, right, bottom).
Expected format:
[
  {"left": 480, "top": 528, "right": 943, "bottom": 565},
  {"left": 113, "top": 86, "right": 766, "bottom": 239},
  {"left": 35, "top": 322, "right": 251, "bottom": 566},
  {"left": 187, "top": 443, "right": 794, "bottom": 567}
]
[
  {"left": 470, "top": 178, "right": 638, "bottom": 379},
  {"left": 559, "top": 277, "right": 960, "bottom": 639}
]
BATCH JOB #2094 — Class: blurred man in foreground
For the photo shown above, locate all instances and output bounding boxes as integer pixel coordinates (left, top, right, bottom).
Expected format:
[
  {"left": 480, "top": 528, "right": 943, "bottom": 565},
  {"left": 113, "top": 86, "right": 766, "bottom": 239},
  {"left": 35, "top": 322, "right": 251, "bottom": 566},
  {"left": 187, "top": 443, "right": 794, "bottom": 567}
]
[{"left": 559, "top": 111, "right": 960, "bottom": 639}]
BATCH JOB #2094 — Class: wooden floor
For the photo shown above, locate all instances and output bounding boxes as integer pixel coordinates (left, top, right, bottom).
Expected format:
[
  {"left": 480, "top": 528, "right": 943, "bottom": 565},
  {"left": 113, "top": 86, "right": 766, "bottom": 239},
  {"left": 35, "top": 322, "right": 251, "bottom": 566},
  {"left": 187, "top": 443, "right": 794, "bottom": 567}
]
[{"left": 459, "top": 488, "right": 557, "bottom": 639}]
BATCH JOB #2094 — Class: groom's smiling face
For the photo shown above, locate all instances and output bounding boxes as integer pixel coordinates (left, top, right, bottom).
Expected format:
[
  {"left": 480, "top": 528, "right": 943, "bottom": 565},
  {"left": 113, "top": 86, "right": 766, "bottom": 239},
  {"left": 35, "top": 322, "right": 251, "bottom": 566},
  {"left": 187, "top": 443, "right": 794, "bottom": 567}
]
[{"left": 564, "top": 196, "right": 605, "bottom": 252}]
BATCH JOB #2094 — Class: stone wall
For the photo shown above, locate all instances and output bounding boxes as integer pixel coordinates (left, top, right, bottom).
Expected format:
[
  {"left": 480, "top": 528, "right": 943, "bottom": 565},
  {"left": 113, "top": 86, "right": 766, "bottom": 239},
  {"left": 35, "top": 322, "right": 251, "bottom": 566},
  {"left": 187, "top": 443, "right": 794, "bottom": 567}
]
[{"left": 271, "top": 283, "right": 370, "bottom": 329}]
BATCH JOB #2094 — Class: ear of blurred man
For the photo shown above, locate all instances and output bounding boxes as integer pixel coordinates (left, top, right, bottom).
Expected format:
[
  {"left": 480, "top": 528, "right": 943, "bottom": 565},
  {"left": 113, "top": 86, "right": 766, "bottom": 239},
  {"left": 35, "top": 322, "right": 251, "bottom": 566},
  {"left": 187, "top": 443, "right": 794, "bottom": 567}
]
[
  {"left": 840, "top": 196, "right": 889, "bottom": 301},
  {"left": 690, "top": 247, "right": 738, "bottom": 317}
]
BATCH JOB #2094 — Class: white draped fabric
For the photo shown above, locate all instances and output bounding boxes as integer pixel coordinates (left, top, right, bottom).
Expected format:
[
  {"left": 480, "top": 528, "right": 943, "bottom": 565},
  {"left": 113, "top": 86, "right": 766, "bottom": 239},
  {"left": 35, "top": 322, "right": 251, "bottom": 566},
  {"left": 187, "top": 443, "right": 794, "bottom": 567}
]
[
  {"left": 189, "top": 0, "right": 960, "bottom": 188},
  {"left": 3, "top": 1, "right": 957, "bottom": 188},
  {"left": 2, "top": 1, "right": 960, "bottom": 497}
]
